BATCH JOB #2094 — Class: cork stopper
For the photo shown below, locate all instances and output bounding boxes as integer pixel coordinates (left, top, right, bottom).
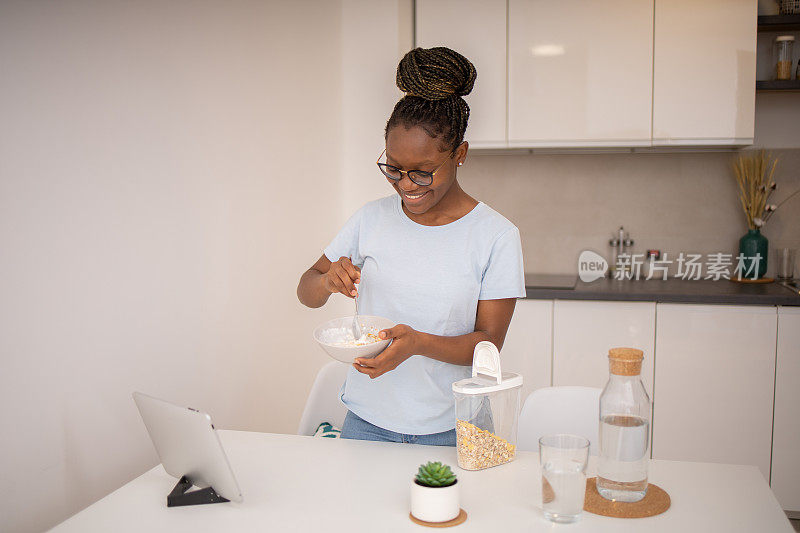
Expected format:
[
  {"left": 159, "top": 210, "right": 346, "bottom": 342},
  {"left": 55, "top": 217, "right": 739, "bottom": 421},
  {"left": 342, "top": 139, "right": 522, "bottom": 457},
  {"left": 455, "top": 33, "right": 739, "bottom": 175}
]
[{"left": 608, "top": 347, "right": 643, "bottom": 376}]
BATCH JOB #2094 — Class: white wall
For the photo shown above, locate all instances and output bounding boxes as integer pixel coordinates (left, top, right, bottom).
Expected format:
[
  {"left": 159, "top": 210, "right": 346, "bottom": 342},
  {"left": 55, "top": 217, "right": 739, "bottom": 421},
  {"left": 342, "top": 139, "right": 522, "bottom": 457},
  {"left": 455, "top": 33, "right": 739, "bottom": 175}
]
[
  {"left": 340, "top": 0, "right": 413, "bottom": 216},
  {"left": 0, "top": 1, "right": 349, "bottom": 531}
]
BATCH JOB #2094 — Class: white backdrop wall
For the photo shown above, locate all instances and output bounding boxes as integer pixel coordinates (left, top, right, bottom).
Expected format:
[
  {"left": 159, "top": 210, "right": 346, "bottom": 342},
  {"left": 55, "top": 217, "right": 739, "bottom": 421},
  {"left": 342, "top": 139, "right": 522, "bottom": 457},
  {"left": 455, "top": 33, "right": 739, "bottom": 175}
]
[
  {"left": 0, "top": 1, "right": 377, "bottom": 531},
  {"left": 340, "top": 0, "right": 413, "bottom": 217}
]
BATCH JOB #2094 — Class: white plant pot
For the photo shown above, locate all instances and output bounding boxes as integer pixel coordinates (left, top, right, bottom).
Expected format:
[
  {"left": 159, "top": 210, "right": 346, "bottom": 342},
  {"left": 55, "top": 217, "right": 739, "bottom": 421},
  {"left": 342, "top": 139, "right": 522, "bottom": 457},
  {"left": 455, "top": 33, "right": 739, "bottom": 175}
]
[{"left": 410, "top": 479, "right": 460, "bottom": 523}]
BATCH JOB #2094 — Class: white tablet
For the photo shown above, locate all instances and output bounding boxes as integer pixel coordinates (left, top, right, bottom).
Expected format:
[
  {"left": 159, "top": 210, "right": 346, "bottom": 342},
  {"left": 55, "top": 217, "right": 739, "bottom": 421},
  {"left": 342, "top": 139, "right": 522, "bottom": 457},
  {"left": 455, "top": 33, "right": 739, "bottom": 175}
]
[{"left": 132, "top": 391, "right": 243, "bottom": 504}]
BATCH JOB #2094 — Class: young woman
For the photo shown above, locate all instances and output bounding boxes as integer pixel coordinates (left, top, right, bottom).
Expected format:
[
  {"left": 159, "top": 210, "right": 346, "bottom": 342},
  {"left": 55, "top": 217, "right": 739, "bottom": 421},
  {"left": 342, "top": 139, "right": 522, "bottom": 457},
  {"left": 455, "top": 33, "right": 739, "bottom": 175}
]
[{"left": 297, "top": 47, "right": 525, "bottom": 446}]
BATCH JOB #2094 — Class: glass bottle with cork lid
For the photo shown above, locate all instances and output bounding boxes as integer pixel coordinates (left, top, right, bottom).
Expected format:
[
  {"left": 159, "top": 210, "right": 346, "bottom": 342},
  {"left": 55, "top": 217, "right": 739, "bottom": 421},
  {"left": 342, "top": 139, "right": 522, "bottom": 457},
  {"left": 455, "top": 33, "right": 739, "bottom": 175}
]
[{"left": 597, "top": 347, "right": 651, "bottom": 502}]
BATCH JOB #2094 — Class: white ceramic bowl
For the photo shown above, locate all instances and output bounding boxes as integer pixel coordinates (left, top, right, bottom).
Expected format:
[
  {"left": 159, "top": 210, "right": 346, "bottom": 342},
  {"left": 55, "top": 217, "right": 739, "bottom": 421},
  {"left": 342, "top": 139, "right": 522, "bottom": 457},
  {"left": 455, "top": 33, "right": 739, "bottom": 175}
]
[{"left": 313, "top": 315, "right": 395, "bottom": 363}]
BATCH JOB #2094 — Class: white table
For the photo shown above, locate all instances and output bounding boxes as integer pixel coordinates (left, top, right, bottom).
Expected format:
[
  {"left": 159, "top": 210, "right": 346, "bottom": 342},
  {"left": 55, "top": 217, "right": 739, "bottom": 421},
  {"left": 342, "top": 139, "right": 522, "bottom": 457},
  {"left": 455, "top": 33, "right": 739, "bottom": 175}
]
[{"left": 52, "top": 430, "right": 793, "bottom": 532}]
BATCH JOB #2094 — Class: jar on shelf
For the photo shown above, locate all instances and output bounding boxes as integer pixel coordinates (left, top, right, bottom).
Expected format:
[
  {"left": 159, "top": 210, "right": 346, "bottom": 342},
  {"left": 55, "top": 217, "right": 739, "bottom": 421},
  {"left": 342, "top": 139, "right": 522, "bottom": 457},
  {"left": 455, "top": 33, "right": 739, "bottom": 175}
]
[{"left": 775, "top": 35, "right": 795, "bottom": 80}]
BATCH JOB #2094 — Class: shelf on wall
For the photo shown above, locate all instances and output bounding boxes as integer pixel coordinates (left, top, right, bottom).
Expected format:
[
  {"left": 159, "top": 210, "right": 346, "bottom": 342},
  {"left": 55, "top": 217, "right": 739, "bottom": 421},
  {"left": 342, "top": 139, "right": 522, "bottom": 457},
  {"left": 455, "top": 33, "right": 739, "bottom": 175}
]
[
  {"left": 756, "top": 79, "right": 800, "bottom": 91},
  {"left": 757, "top": 14, "right": 800, "bottom": 32}
]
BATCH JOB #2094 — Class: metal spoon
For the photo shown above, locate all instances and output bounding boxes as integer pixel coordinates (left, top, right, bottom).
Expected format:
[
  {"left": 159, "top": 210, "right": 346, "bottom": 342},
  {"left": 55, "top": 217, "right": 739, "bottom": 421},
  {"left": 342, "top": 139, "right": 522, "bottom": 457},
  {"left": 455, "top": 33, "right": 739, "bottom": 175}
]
[{"left": 351, "top": 291, "right": 363, "bottom": 341}]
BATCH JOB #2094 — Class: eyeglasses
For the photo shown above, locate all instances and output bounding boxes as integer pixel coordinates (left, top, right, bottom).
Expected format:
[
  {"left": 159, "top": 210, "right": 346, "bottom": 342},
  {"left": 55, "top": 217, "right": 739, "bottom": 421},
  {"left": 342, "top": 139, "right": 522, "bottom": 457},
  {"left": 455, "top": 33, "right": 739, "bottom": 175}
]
[{"left": 376, "top": 149, "right": 451, "bottom": 187}]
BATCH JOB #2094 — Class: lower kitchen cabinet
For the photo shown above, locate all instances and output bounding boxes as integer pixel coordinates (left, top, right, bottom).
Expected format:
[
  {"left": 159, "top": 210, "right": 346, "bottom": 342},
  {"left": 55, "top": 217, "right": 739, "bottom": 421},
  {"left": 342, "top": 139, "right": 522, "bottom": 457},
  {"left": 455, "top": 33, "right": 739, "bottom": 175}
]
[
  {"left": 502, "top": 299, "right": 553, "bottom": 403},
  {"left": 652, "top": 304, "right": 777, "bottom": 480},
  {"left": 552, "top": 300, "right": 656, "bottom": 398},
  {"left": 771, "top": 306, "right": 800, "bottom": 514}
]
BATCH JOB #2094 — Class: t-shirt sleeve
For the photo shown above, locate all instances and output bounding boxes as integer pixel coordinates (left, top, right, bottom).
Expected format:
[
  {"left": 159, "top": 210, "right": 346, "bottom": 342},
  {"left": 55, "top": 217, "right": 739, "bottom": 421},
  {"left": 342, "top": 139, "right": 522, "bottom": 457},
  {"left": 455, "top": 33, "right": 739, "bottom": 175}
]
[
  {"left": 323, "top": 208, "right": 365, "bottom": 268},
  {"left": 479, "top": 226, "right": 526, "bottom": 300}
]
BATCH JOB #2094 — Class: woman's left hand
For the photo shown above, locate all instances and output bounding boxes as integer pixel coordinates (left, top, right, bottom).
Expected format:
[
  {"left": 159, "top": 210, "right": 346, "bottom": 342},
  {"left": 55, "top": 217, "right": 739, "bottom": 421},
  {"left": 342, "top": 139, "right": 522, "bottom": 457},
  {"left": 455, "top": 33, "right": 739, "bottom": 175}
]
[{"left": 353, "top": 324, "right": 420, "bottom": 379}]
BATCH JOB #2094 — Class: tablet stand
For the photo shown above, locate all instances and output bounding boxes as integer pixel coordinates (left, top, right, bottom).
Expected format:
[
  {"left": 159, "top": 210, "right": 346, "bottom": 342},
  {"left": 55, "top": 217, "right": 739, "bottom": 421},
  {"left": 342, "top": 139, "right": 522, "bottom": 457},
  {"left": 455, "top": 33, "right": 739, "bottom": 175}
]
[{"left": 167, "top": 475, "right": 230, "bottom": 507}]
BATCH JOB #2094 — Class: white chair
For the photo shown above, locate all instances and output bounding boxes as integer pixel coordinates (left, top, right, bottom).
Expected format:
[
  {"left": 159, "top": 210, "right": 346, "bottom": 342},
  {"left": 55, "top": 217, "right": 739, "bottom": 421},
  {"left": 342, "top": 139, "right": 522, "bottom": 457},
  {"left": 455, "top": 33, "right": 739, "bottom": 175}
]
[
  {"left": 517, "top": 386, "right": 602, "bottom": 455},
  {"left": 297, "top": 361, "right": 349, "bottom": 436}
]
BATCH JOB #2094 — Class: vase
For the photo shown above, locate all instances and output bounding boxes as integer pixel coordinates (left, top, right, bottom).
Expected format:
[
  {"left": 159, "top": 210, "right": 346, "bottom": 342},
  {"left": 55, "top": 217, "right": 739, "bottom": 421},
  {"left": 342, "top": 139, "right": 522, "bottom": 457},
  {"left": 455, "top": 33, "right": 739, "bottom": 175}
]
[
  {"left": 738, "top": 229, "right": 768, "bottom": 279},
  {"left": 410, "top": 479, "right": 460, "bottom": 523}
]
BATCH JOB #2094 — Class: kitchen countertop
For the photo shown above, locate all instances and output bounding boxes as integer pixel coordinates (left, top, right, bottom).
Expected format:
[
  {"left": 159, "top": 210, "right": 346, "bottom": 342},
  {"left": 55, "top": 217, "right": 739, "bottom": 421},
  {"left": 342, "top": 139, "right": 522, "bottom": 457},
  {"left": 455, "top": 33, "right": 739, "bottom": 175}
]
[{"left": 524, "top": 274, "right": 800, "bottom": 306}]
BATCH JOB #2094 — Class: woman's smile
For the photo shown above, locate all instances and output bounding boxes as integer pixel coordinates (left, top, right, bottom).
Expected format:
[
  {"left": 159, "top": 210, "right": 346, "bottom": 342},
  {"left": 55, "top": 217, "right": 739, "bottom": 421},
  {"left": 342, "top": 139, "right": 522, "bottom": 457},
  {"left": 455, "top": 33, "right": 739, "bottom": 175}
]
[{"left": 400, "top": 189, "right": 430, "bottom": 204}]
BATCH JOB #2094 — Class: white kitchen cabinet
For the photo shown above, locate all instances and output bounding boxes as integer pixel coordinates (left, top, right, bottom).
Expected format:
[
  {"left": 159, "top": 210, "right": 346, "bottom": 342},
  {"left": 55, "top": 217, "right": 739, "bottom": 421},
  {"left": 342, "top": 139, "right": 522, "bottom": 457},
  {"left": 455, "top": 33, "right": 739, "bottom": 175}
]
[
  {"left": 652, "top": 304, "right": 776, "bottom": 480},
  {"left": 652, "top": 0, "right": 757, "bottom": 145},
  {"left": 501, "top": 299, "right": 553, "bottom": 403},
  {"left": 771, "top": 306, "right": 800, "bottom": 513},
  {"left": 552, "top": 300, "right": 656, "bottom": 397},
  {"left": 415, "top": 0, "right": 507, "bottom": 147},
  {"left": 508, "top": 0, "right": 654, "bottom": 147},
  {"left": 417, "top": 0, "right": 756, "bottom": 148}
]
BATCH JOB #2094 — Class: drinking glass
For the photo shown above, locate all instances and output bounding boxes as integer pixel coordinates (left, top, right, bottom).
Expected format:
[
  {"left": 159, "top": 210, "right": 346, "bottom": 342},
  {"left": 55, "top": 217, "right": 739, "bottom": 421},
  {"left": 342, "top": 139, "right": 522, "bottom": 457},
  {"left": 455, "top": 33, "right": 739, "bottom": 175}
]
[
  {"left": 539, "top": 434, "right": 590, "bottom": 524},
  {"left": 776, "top": 248, "right": 796, "bottom": 280}
]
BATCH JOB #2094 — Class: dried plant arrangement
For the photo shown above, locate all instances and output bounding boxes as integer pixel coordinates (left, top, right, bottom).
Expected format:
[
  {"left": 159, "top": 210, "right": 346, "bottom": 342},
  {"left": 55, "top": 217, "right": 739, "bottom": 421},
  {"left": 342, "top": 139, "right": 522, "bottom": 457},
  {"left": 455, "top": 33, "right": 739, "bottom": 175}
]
[
  {"left": 732, "top": 150, "right": 800, "bottom": 230},
  {"left": 732, "top": 150, "right": 778, "bottom": 230}
]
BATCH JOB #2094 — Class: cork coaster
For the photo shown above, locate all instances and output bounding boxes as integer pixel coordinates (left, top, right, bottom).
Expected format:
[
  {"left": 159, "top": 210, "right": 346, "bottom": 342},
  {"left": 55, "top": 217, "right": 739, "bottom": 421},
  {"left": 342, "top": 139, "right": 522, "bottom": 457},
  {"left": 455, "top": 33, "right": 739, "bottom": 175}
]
[
  {"left": 409, "top": 509, "right": 467, "bottom": 528},
  {"left": 730, "top": 276, "right": 774, "bottom": 284},
  {"left": 583, "top": 478, "right": 670, "bottom": 518}
]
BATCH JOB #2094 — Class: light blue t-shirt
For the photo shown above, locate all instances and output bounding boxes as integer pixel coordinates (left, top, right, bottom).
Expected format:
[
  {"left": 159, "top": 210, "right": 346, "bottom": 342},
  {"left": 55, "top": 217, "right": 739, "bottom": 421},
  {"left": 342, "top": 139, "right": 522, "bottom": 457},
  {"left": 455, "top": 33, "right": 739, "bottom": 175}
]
[{"left": 324, "top": 194, "right": 525, "bottom": 435}]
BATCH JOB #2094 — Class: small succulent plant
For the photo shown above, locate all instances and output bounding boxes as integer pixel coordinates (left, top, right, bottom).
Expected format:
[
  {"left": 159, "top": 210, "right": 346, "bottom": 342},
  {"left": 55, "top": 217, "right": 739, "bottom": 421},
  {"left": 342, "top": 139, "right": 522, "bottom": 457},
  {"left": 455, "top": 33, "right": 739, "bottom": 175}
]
[{"left": 415, "top": 461, "right": 457, "bottom": 487}]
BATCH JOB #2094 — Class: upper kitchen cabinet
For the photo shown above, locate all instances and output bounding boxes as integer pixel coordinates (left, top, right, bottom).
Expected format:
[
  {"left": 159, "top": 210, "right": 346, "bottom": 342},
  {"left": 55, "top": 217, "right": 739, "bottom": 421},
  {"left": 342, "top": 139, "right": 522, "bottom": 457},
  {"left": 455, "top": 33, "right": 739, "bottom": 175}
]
[
  {"left": 415, "top": 0, "right": 507, "bottom": 147},
  {"left": 417, "top": 1, "right": 758, "bottom": 148},
  {"left": 652, "top": 0, "right": 757, "bottom": 146},
  {"left": 508, "top": 0, "right": 654, "bottom": 147}
]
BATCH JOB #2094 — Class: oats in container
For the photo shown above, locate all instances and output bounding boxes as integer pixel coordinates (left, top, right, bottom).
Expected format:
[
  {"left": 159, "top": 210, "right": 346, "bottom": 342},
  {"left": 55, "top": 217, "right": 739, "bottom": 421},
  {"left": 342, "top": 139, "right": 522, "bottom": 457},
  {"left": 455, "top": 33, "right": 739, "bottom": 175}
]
[{"left": 455, "top": 420, "right": 516, "bottom": 470}]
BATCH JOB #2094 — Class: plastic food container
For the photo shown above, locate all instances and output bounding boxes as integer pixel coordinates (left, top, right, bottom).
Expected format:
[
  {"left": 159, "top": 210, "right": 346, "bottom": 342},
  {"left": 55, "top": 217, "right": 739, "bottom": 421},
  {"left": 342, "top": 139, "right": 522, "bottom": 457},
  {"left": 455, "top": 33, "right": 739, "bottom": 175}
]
[{"left": 452, "top": 341, "right": 523, "bottom": 470}]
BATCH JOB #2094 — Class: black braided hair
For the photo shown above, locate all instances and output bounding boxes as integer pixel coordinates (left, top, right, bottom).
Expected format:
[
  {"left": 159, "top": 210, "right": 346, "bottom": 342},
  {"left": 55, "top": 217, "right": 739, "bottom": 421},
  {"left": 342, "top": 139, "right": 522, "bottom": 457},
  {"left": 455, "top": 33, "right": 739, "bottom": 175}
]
[{"left": 385, "top": 47, "right": 477, "bottom": 153}]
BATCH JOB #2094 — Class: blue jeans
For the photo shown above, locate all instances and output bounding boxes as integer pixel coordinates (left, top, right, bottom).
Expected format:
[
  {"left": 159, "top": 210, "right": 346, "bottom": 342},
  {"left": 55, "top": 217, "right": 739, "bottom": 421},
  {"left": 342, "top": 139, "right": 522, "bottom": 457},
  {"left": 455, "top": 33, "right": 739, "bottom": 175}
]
[{"left": 340, "top": 411, "right": 456, "bottom": 447}]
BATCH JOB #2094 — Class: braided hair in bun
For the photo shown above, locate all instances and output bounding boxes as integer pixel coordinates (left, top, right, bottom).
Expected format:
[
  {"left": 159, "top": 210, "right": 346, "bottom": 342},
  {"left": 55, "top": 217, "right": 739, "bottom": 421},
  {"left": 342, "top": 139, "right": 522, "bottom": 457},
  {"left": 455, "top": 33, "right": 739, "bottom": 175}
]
[{"left": 385, "top": 47, "right": 477, "bottom": 152}]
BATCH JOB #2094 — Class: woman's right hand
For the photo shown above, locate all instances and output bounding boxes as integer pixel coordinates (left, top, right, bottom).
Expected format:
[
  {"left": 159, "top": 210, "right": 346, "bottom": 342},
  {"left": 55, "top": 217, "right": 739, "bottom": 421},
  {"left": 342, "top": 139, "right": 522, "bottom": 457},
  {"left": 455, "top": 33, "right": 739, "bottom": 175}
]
[{"left": 323, "top": 257, "right": 361, "bottom": 298}]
